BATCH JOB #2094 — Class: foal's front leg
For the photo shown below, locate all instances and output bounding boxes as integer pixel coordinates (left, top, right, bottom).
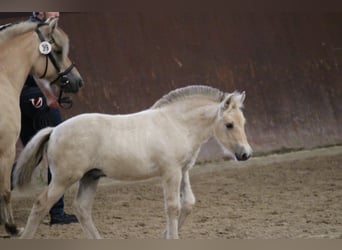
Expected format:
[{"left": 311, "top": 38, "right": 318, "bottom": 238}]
[
  {"left": 162, "top": 169, "right": 182, "bottom": 239},
  {"left": 178, "top": 170, "right": 195, "bottom": 230},
  {"left": 73, "top": 174, "right": 101, "bottom": 239}
]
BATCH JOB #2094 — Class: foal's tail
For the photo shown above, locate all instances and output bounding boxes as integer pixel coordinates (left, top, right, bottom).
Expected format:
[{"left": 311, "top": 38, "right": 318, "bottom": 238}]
[{"left": 13, "top": 127, "right": 54, "bottom": 190}]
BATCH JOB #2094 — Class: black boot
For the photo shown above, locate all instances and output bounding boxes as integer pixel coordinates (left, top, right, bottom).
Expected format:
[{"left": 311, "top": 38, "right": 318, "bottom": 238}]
[{"left": 50, "top": 213, "right": 78, "bottom": 225}]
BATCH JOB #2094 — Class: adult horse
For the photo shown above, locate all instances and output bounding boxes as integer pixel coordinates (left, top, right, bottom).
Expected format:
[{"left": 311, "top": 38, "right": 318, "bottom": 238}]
[
  {"left": 0, "top": 17, "right": 83, "bottom": 236},
  {"left": 14, "top": 85, "right": 252, "bottom": 239}
]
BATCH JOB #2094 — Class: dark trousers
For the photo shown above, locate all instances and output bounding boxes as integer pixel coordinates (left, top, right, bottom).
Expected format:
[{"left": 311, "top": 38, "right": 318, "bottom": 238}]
[{"left": 18, "top": 85, "right": 65, "bottom": 217}]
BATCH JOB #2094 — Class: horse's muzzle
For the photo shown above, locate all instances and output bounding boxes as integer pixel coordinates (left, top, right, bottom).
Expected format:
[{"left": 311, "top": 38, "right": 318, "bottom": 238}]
[
  {"left": 60, "top": 75, "right": 83, "bottom": 93},
  {"left": 235, "top": 152, "right": 251, "bottom": 161},
  {"left": 234, "top": 144, "right": 252, "bottom": 161}
]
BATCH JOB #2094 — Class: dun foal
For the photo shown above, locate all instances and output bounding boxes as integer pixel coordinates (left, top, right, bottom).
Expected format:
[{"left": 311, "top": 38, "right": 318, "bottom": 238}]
[{"left": 14, "top": 85, "right": 252, "bottom": 239}]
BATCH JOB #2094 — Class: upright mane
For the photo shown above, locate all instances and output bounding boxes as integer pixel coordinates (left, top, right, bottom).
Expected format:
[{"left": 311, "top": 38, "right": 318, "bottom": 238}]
[
  {"left": 151, "top": 85, "right": 226, "bottom": 109},
  {"left": 0, "top": 21, "right": 37, "bottom": 44}
]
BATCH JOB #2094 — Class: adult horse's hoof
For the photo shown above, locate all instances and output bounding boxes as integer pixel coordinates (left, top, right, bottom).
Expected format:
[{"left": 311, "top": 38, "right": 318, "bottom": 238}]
[{"left": 5, "top": 223, "right": 23, "bottom": 236}]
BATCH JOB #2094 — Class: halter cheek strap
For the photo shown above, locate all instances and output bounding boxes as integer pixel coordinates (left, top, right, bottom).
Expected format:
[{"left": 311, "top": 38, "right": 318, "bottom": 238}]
[
  {"left": 35, "top": 23, "right": 75, "bottom": 80},
  {"left": 35, "top": 23, "right": 74, "bottom": 108}
]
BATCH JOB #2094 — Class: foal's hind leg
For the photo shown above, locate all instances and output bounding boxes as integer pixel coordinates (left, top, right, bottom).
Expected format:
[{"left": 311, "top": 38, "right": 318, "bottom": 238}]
[
  {"left": 73, "top": 173, "right": 101, "bottom": 239},
  {"left": 20, "top": 182, "right": 67, "bottom": 239},
  {"left": 178, "top": 170, "right": 195, "bottom": 230}
]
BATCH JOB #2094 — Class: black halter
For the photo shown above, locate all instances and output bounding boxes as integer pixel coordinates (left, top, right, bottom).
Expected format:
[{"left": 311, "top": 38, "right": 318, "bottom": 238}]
[{"left": 35, "top": 23, "right": 74, "bottom": 108}]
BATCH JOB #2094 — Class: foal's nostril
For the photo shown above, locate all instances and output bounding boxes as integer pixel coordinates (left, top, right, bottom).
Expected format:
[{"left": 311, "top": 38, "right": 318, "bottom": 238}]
[
  {"left": 235, "top": 152, "right": 250, "bottom": 161},
  {"left": 241, "top": 153, "right": 248, "bottom": 161}
]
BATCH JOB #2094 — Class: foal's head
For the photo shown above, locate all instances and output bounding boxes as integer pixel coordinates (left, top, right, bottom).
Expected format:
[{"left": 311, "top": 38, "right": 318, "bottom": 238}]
[
  {"left": 214, "top": 91, "right": 252, "bottom": 161},
  {"left": 31, "top": 17, "right": 83, "bottom": 93}
]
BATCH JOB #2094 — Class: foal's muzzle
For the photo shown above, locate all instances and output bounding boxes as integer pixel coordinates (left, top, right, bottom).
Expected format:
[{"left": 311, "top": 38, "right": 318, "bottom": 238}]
[
  {"left": 234, "top": 145, "right": 252, "bottom": 161},
  {"left": 235, "top": 152, "right": 251, "bottom": 161}
]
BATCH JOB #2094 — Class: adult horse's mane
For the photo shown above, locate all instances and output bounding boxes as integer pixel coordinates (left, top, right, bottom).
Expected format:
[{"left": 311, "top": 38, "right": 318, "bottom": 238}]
[
  {"left": 0, "top": 23, "right": 13, "bottom": 31},
  {"left": 151, "top": 85, "right": 226, "bottom": 109},
  {"left": 0, "top": 21, "right": 37, "bottom": 44}
]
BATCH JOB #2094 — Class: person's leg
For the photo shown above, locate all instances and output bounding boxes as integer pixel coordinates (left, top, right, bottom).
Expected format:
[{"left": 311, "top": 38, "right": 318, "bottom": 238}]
[
  {"left": 41, "top": 108, "right": 65, "bottom": 218},
  {"left": 47, "top": 156, "right": 77, "bottom": 225},
  {"left": 19, "top": 86, "right": 77, "bottom": 224},
  {"left": 47, "top": 167, "right": 64, "bottom": 217},
  {"left": 40, "top": 108, "right": 78, "bottom": 224}
]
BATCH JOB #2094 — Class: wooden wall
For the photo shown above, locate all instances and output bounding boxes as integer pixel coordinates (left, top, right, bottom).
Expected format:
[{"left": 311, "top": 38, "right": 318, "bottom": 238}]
[{"left": 2, "top": 12, "right": 341, "bottom": 160}]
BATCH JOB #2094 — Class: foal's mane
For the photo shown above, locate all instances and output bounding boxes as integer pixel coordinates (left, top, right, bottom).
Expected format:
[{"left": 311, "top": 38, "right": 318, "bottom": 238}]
[
  {"left": 151, "top": 85, "right": 225, "bottom": 109},
  {"left": 0, "top": 21, "right": 37, "bottom": 44}
]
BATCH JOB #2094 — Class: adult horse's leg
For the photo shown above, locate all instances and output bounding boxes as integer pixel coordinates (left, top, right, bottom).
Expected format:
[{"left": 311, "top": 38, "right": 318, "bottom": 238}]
[
  {"left": 178, "top": 170, "right": 196, "bottom": 230},
  {"left": 0, "top": 144, "right": 19, "bottom": 235},
  {"left": 73, "top": 173, "right": 101, "bottom": 239},
  {"left": 162, "top": 169, "right": 182, "bottom": 239},
  {"left": 20, "top": 182, "right": 67, "bottom": 238}
]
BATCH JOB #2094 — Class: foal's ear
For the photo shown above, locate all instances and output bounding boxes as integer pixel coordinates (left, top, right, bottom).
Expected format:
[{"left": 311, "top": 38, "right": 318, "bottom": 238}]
[
  {"left": 239, "top": 91, "right": 246, "bottom": 104},
  {"left": 221, "top": 93, "right": 234, "bottom": 111},
  {"left": 221, "top": 91, "right": 246, "bottom": 111}
]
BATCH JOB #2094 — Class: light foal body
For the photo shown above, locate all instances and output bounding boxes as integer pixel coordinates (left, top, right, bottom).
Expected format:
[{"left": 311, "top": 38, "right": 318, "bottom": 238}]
[
  {"left": 14, "top": 85, "right": 252, "bottom": 239},
  {"left": 0, "top": 18, "right": 83, "bottom": 235}
]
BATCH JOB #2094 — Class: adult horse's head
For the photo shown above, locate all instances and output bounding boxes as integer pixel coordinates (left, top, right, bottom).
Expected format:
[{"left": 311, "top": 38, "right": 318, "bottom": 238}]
[
  {"left": 30, "top": 17, "right": 83, "bottom": 94},
  {"left": 214, "top": 91, "right": 252, "bottom": 161}
]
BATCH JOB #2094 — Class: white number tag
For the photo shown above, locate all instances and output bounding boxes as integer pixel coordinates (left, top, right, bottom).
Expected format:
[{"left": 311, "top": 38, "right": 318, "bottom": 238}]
[{"left": 39, "top": 41, "right": 52, "bottom": 55}]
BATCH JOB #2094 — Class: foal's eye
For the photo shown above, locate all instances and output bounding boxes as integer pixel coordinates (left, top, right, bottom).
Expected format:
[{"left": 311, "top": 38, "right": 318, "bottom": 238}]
[{"left": 225, "top": 123, "right": 234, "bottom": 129}]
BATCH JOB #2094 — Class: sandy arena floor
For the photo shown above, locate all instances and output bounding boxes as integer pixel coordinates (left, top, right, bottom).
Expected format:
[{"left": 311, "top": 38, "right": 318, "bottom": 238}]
[{"left": 2, "top": 146, "right": 342, "bottom": 239}]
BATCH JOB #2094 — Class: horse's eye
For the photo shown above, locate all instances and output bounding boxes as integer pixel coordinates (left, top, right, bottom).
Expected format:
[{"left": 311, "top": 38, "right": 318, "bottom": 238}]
[
  {"left": 55, "top": 49, "right": 62, "bottom": 55},
  {"left": 225, "top": 123, "right": 234, "bottom": 129}
]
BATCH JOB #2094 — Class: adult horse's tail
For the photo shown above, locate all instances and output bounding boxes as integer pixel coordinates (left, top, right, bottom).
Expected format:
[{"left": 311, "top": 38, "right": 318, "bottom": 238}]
[{"left": 13, "top": 127, "right": 54, "bottom": 190}]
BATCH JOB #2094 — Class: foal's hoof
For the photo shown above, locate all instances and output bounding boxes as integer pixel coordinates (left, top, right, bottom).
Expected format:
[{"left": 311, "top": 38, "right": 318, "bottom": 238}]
[{"left": 17, "top": 227, "right": 25, "bottom": 236}]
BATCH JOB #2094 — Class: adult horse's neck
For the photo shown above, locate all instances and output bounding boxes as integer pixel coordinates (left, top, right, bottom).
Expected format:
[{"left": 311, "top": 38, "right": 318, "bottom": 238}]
[{"left": 0, "top": 31, "right": 40, "bottom": 93}]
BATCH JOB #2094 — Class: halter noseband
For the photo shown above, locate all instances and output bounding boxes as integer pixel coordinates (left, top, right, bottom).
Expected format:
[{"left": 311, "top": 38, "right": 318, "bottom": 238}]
[{"left": 35, "top": 23, "right": 74, "bottom": 108}]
